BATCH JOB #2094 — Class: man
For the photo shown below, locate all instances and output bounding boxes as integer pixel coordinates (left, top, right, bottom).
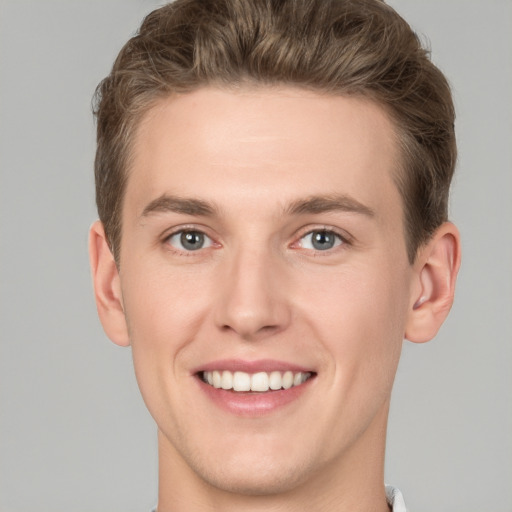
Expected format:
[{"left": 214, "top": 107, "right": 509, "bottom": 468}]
[{"left": 88, "top": 0, "right": 460, "bottom": 510}]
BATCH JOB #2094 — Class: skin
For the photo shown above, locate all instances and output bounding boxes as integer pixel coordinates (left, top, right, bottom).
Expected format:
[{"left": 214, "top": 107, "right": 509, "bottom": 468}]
[{"left": 90, "top": 87, "right": 460, "bottom": 512}]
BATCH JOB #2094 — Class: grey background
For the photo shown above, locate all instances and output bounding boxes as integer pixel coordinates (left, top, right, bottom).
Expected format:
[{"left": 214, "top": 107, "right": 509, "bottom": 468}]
[{"left": 0, "top": 1, "right": 510, "bottom": 511}]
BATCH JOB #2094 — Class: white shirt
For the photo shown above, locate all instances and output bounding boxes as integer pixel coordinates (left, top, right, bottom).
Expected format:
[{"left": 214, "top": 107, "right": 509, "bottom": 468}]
[{"left": 386, "top": 485, "right": 408, "bottom": 511}]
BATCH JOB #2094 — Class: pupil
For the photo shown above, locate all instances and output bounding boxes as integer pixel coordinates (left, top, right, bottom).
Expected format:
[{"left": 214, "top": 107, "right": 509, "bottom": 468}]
[
  {"left": 312, "top": 231, "right": 334, "bottom": 250},
  {"left": 181, "top": 231, "right": 204, "bottom": 250}
]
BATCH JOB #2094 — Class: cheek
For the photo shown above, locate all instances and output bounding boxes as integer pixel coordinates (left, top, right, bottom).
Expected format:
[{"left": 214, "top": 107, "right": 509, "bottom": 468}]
[
  {"left": 298, "top": 263, "right": 409, "bottom": 386},
  {"left": 120, "top": 263, "right": 213, "bottom": 393},
  {"left": 119, "top": 267, "right": 217, "bottom": 439},
  {"left": 122, "top": 261, "right": 212, "bottom": 340}
]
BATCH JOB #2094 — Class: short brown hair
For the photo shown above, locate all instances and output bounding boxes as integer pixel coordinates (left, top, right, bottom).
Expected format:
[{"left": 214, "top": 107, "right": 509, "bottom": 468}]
[{"left": 93, "top": 0, "right": 456, "bottom": 264}]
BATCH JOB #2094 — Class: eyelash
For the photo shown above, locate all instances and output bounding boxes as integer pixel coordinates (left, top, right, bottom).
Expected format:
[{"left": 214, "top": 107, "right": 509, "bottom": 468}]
[
  {"left": 292, "top": 227, "right": 350, "bottom": 254},
  {"left": 162, "top": 226, "right": 351, "bottom": 255},
  {"left": 163, "top": 227, "right": 216, "bottom": 255}
]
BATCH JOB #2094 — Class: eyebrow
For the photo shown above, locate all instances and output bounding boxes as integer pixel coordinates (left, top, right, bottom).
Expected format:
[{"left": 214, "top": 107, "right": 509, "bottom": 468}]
[
  {"left": 140, "top": 193, "right": 375, "bottom": 219},
  {"left": 141, "top": 194, "right": 217, "bottom": 218},
  {"left": 286, "top": 194, "right": 375, "bottom": 217}
]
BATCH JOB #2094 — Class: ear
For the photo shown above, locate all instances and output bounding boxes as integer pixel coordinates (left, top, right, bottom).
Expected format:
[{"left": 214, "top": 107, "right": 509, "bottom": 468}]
[
  {"left": 405, "top": 222, "right": 461, "bottom": 343},
  {"left": 88, "top": 220, "right": 130, "bottom": 346}
]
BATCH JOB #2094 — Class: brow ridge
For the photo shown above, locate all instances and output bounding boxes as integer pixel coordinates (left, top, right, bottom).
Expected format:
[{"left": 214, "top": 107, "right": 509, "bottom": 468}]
[
  {"left": 140, "top": 193, "right": 375, "bottom": 219},
  {"left": 141, "top": 194, "right": 217, "bottom": 217},
  {"left": 286, "top": 194, "right": 375, "bottom": 217}
]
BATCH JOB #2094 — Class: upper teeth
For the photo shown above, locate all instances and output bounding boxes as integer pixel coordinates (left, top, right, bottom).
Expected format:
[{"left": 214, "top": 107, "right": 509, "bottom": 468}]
[{"left": 202, "top": 370, "right": 311, "bottom": 392}]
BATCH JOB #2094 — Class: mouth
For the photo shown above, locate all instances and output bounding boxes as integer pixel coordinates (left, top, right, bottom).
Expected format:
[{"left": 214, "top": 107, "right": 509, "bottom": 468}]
[
  {"left": 193, "top": 361, "right": 317, "bottom": 415},
  {"left": 198, "top": 370, "right": 314, "bottom": 393}
]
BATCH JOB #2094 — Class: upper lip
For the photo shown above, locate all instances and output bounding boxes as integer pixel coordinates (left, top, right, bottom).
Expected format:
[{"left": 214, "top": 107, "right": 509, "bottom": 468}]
[{"left": 191, "top": 359, "right": 315, "bottom": 375}]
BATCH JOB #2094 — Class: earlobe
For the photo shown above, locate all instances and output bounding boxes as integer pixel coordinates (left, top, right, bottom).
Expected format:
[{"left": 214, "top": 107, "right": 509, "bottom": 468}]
[
  {"left": 88, "top": 221, "right": 130, "bottom": 347},
  {"left": 405, "top": 222, "right": 461, "bottom": 343}
]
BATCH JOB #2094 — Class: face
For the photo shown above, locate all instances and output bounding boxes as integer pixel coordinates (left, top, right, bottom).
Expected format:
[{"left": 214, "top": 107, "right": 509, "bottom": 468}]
[{"left": 116, "top": 87, "right": 416, "bottom": 494}]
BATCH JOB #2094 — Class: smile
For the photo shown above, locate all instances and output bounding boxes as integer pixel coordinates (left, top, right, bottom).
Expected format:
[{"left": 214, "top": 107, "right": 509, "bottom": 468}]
[
  {"left": 200, "top": 370, "right": 313, "bottom": 392},
  {"left": 194, "top": 360, "right": 317, "bottom": 416}
]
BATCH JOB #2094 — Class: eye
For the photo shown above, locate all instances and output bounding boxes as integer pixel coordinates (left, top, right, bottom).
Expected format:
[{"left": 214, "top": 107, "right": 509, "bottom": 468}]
[
  {"left": 298, "top": 229, "right": 344, "bottom": 251},
  {"left": 166, "top": 230, "right": 213, "bottom": 252}
]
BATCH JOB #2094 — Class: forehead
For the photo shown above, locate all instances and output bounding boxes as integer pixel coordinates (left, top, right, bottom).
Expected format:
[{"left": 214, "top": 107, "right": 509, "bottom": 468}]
[{"left": 126, "top": 86, "right": 402, "bottom": 223}]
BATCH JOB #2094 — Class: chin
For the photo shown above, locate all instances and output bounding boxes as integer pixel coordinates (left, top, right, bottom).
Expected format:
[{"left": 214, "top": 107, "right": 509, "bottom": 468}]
[
  {"left": 166, "top": 430, "right": 314, "bottom": 497},
  {"left": 195, "top": 457, "right": 310, "bottom": 497}
]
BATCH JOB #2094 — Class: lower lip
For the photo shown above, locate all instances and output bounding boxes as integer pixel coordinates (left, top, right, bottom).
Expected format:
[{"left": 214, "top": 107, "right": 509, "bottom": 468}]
[{"left": 196, "top": 376, "right": 315, "bottom": 417}]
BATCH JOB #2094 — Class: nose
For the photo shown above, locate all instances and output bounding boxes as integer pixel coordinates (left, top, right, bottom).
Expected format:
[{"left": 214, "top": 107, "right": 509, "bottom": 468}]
[{"left": 214, "top": 246, "right": 291, "bottom": 342}]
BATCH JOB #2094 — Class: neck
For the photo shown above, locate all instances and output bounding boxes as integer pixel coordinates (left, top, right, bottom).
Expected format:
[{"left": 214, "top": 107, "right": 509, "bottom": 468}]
[{"left": 156, "top": 403, "right": 391, "bottom": 512}]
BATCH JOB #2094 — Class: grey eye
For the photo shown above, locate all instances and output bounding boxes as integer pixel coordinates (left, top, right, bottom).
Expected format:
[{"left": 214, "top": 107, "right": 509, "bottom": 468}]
[
  {"left": 300, "top": 230, "right": 342, "bottom": 251},
  {"left": 168, "top": 230, "right": 212, "bottom": 251}
]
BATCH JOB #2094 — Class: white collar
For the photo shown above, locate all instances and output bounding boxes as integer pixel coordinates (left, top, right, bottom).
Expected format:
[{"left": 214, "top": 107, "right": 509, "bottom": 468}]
[{"left": 386, "top": 485, "right": 407, "bottom": 512}]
